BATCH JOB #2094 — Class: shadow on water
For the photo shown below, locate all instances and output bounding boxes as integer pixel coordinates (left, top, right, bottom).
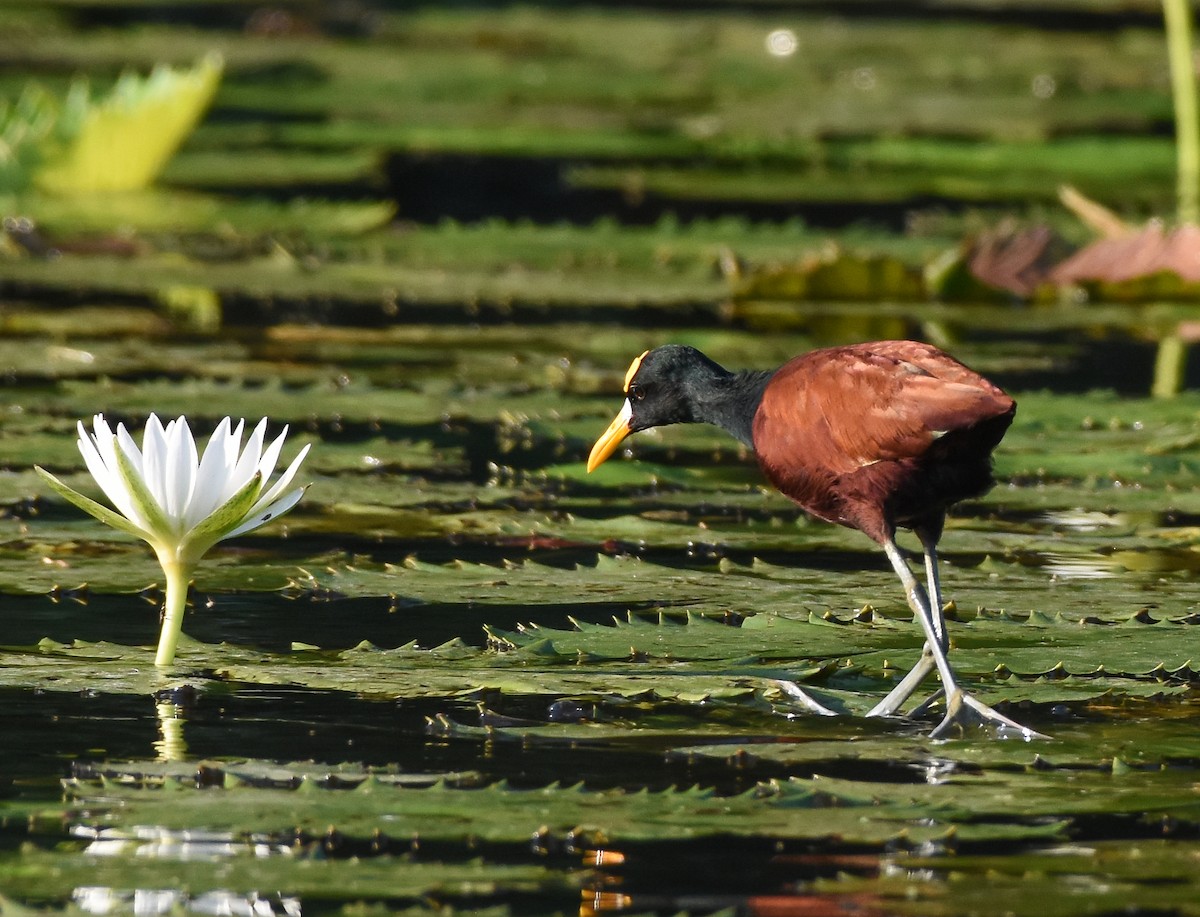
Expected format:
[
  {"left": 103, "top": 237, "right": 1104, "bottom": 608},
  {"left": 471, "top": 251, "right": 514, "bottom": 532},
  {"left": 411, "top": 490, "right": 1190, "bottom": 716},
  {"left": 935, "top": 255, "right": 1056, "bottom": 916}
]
[
  {"left": 386, "top": 152, "right": 957, "bottom": 231},
  {"left": 0, "top": 681, "right": 841, "bottom": 794},
  {"left": 63, "top": 0, "right": 1168, "bottom": 31},
  {"left": 0, "top": 591, "right": 672, "bottom": 651}
]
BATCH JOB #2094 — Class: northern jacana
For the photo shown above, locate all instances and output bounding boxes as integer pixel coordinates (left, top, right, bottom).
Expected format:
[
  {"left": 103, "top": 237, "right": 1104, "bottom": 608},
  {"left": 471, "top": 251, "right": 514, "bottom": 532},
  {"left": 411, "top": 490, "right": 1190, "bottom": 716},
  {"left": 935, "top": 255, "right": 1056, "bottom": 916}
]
[{"left": 587, "top": 341, "right": 1040, "bottom": 739}]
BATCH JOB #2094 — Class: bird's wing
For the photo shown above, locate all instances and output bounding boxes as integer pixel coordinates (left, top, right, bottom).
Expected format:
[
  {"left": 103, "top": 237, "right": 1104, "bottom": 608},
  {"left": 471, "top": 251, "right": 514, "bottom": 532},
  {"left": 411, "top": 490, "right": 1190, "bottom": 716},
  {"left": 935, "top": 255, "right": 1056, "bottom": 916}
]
[{"left": 757, "top": 343, "right": 1013, "bottom": 475}]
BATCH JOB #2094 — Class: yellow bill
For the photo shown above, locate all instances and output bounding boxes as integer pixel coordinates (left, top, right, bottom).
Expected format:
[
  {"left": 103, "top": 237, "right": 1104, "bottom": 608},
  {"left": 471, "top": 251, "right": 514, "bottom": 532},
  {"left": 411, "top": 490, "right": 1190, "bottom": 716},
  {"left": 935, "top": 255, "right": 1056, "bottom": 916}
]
[{"left": 587, "top": 399, "right": 632, "bottom": 472}]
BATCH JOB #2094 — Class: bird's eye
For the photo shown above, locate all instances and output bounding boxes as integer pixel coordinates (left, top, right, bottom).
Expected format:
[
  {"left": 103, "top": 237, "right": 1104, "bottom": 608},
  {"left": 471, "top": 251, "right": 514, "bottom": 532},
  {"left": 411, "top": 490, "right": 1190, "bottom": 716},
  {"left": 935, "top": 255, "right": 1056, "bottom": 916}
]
[{"left": 629, "top": 386, "right": 647, "bottom": 403}]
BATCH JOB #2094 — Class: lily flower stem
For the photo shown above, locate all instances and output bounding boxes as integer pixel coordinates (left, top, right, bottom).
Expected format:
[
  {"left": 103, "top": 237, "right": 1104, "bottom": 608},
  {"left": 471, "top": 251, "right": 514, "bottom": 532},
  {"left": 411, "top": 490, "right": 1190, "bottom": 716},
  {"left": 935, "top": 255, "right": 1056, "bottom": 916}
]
[{"left": 155, "top": 552, "right": 193, "bottom": 667}]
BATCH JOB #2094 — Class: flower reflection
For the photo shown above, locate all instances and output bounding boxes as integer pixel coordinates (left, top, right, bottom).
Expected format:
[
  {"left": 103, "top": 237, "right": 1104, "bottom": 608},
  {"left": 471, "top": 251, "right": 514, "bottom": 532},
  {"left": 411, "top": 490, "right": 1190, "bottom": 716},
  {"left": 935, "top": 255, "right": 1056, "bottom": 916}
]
[
  {"left": 73, "top": 826, "right": 299, "bottom": 916},
  {"left": 73, "top": 885, "right": 300, "bottom": 916},
  {"left": 154, "top": 700, "right": 188, "bottom": 762}
]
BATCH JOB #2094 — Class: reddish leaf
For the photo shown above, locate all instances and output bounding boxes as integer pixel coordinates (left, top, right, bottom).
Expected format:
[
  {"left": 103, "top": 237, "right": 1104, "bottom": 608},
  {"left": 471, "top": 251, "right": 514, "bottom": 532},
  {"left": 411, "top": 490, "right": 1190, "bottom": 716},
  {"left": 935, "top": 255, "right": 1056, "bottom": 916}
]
[
  {"left": 1050, "top": 222, "right": 1200, "bottom": 284},
  {"left": 968, "top": 223, "right": 1069, "bottom": 296}
]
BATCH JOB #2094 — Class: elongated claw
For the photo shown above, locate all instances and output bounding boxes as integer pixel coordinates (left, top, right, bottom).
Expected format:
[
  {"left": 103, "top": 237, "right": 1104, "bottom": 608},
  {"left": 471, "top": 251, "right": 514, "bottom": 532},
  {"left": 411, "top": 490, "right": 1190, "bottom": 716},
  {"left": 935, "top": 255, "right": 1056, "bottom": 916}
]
[
  {"left": 929, "top": 691, "right": 1047, "bottom": 741},
  {"left": 871, "top": 679, "right": 1043, "bottom": 739},
  {"left": 774, "top": 679, "right": 838, "bottom": 717}
]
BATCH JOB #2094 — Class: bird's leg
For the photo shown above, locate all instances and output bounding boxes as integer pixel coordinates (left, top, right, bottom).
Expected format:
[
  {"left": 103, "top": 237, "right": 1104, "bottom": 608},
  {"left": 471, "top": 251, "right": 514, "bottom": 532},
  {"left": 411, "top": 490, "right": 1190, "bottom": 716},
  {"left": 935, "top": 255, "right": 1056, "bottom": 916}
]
[
  {"left": 868, "top": 522, "right": 949, "bottom": 717},
  {"left": 876, "top": 538, "right": 1044, "bottom": 739},
  {"left": 867, "top": 531, "right": 946, "bottom": 718},
  {"left": 919, "top": 532, "right": 947, "bottom": 648},
  {"left": 868, "top": 532, "right": 950, "bottom": 720},
  {"left": 899, "top": 531, "right": 955, "bottom": 713},
  {"left": 866, "top": 539, "right": 946, "bottom": 718}
]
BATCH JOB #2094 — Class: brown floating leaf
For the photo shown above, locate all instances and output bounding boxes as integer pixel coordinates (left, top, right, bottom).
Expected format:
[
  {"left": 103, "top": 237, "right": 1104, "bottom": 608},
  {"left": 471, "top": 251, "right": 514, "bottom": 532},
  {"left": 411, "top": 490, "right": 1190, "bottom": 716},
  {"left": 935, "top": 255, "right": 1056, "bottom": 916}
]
[
  {"left": 967, "top": 222, "right": 1071, "bottom": 296},
  {"left": 1050, "top": 222, "right": 1200, "bottom": 285}
]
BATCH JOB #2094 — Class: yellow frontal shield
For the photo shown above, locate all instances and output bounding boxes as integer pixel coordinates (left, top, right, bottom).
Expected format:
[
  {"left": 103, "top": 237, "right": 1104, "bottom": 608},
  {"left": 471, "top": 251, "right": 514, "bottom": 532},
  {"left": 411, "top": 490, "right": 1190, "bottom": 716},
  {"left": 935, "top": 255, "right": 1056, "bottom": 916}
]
[{"left": 623, "top": 350, "right": 649, "bottom": 392}]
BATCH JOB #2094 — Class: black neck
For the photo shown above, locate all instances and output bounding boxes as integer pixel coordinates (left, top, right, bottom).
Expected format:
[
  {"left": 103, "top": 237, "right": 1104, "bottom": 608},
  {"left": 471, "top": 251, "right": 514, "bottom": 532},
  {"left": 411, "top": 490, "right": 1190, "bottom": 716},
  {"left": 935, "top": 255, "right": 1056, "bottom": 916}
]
[{"left": 689, "top": 368, "right": 774, "bottom": 449}]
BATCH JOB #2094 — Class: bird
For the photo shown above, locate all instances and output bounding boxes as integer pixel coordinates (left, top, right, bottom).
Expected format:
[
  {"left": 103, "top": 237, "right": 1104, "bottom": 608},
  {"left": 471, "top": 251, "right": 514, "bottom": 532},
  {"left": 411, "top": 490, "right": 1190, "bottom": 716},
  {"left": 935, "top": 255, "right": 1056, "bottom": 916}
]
[{"left": 587, "top": 340, "right": 1041, "bottom": 739}]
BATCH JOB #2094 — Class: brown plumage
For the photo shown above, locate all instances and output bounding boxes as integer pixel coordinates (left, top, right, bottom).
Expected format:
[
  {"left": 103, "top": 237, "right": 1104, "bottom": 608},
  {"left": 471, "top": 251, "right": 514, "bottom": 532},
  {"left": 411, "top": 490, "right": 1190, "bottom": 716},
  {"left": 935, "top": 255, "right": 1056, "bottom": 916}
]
[
  {"left": 753, "top": 341, "right": 1014, "bottom": 545},
  {"left": 587, "top": 340, "right": 1040, "bottom": 739}
]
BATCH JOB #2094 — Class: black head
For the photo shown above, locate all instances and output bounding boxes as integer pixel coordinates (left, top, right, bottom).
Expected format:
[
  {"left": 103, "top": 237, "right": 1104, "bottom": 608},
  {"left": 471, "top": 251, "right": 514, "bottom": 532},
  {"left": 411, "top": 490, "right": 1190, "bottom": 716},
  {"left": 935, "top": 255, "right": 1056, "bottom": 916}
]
[{"left": 587, "top": 345, "right": 730, "bottom": 472}]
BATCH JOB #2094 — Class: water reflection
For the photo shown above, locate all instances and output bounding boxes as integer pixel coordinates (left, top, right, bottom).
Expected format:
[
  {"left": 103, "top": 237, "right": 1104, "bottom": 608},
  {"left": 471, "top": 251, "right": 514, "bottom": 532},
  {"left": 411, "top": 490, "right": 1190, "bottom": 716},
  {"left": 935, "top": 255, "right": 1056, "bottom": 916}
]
[
  {"left": 1040, "top": 551, "right": 1120, "bottom": 579},
  {"left": 73, "top": 886, "right": 299, "bottom": 917},
  {"left": 72, "top": 825, "right": 299, "bottom": 916},
  {"left": 72, "top": 825, "right": 268, "bottom": 861},
  {"left": 1039, "top": 509, "right": 1126, "bottom": 532},
  {"left": 154, "top": 700, "right": 187, "bottom": 762}
]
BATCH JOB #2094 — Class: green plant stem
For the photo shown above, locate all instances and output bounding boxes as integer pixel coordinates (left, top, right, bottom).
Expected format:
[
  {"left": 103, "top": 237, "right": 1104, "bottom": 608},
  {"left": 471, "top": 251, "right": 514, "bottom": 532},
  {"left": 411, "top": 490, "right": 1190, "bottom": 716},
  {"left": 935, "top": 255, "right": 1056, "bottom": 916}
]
[
  {"left": 1164, "top": 0, "right": 1200, "bottom": 223},
  {"left": 1153, "top": 332, "right": 1188, "bottom": 398},
  {"left": 155, "top": 554, "right": 191, "bottom": 666}
]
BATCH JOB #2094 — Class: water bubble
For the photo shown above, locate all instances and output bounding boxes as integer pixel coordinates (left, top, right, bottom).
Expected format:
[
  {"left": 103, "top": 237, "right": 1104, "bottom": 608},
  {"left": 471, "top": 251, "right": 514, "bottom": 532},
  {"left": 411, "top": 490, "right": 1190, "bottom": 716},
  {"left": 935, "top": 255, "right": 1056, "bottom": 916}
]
[
  {"left": 765, "top": 28, "right": 798, "bottom": 57},
  {"left": 1032, "top": 73, "right": 1057, "bottom": 99},
  {"left": 851, "top": 67, "right": 877, "bottom": 91}
]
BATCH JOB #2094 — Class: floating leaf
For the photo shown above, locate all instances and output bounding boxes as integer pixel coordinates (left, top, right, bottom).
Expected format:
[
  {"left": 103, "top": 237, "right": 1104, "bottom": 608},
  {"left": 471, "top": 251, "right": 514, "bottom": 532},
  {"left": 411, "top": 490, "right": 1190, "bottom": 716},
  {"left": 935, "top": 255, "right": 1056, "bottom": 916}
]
[
  {"left": 50, "top": 766, "right": 1071, "bottom": 848},
  {"left": 1, "top": 54, "right": 224, "bottom": 195},
  {"left": 735, "top": 247, "right": 926, "bottom": 303}
]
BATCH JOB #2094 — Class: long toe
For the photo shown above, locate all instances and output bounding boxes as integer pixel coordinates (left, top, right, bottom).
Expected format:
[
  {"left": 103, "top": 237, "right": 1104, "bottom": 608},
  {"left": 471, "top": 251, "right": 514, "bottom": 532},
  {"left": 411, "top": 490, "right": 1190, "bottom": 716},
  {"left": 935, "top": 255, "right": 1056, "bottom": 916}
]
[
  {"left": 906, "top": 687, "right": 945, "bottom": 719},
  {"left": 929, "top": 692, "right": 1048, "bottom": 740},
  {"left": 866, "top": 651, "right": 937, "bottom": 719},
  {"left": 774, "top": 679, "right": 839, "bottom": 717}
]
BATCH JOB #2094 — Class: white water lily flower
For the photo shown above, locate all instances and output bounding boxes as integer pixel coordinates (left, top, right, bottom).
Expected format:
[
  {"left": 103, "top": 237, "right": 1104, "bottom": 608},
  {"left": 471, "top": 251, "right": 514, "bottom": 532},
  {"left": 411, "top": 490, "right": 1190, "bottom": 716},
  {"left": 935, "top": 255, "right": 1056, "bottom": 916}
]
[{"left": 36, "top": 414, "right": 311, "bottom": 666}]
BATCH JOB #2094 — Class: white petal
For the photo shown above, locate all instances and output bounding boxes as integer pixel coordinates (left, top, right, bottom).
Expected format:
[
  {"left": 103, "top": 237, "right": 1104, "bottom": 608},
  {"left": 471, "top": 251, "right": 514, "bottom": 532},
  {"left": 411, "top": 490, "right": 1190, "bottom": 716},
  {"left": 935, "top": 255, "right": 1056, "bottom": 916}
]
[
  {"left": 179, "top": 419, "right": 200, "bottom": 514},
  {"left": 228, "top": 418, "right": 246, "bottom": 462},
  {"left": 207, "top": 416, "right": 245, "bottom": 506},
  {"left": 115, "top": 423, "right": 144, "bottom": 472},
  {"left": 90, "top": 416, "right": 119, "bottom": 473},
  {"left": 109, "top": 426, "right": 175, "bottom": 542},
  {"left": 224, "top": 486, "right": 306, "bottom": 539},
  {"left": 76, "top": 420, "right": 109, "bottom": 485},
  {"left": 115, "top": 422, "right": 171, "bottom": 526},
  {"left": 76, "top": 420, "right": 142, "bottom": 525},
  {"left": 87, "top": 417, "right": 148, "bottom": 527},
  {"left": 114, "top": 425, "right": 152, "bottom": 504},
  {"left": 247, "top": 442, "right": 311, "bottom": 517},
  {"left": 141, "top": 414, "right": 169, "bottom": 511},
  {"left": 186, "top": 417, "right": 234, "bottom": 528},
  {"left": 159, "top": 417, "right": 180, "bottom": 518},
  {"left": 163, "top": 416, "right": 198, "bottom": 522},
  {"left": 227, "top": 418, "right": 267, "bottom": 503},
  {"left": 255, "top": 425, "right": 289, "bottom": 488},
  {"left": 222, "top": 419, "right": 246, "bottom": 490}
]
